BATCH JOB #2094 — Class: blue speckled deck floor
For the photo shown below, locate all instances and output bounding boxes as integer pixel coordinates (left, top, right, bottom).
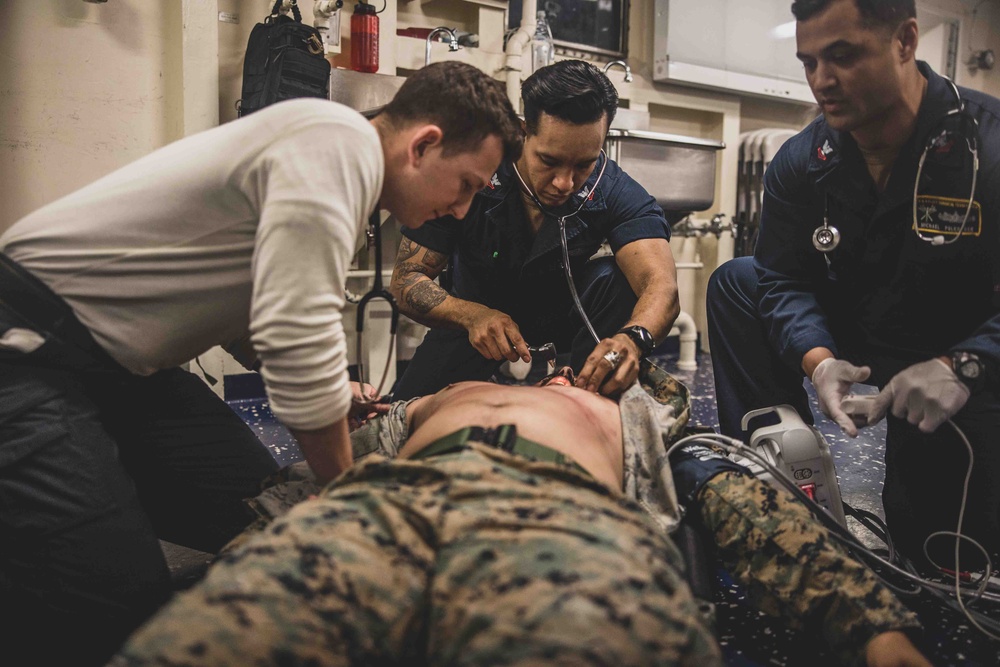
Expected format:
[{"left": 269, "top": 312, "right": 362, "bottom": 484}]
[{"left": 225, "top": 352, "right": 1000, "bottom": 666}]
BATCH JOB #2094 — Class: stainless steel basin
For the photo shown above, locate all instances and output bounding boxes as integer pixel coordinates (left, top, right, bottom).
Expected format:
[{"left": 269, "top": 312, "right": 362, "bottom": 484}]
[
  {"left": 329, "top": 68, "right": 406, "bottom": 117},
  {"left": 605, "top": 129, "right": 725, "bottom": 213}
]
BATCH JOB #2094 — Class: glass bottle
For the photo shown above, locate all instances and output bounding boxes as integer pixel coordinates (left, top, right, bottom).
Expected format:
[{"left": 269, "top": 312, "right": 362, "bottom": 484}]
[{"left": 531, "top": 11, "right": 554, "bottom": 74}]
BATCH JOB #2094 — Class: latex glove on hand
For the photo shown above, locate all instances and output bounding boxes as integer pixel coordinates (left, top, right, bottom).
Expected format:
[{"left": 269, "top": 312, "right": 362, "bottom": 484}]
[
  {"left": 811, "top": 357, "right": 872, "bottom": 437},
  {"left": 869, "top": 358, "right": 970, "bottom": 434}
]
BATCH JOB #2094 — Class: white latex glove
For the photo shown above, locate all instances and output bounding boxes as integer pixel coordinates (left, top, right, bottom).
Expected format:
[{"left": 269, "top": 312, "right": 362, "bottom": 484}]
[
  {"left": 811, "top": 357, "right": 872, "bottom": 437},
  {"left": 869, "top": 358, "right": 970, "bottom": 434}
]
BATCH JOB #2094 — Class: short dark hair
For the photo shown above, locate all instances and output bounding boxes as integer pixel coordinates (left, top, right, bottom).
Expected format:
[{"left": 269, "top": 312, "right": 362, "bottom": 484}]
[
  {"left": 381, "top": 61, "right": 522, "bottom": 163},
  {"left": 791, "top": 0, "right": 916, "bottom": 31},
  {"left": 521, "top": 60, "right": 618, "bottom": 135}
]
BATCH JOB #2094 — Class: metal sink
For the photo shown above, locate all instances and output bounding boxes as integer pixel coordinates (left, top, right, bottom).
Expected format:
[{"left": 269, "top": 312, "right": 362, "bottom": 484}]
[
  {"left": 605, "top": 129, "right": 725, "bottom": 213},
  {"left": 329, "top": 68, "right": 406, "bottom": 117}
]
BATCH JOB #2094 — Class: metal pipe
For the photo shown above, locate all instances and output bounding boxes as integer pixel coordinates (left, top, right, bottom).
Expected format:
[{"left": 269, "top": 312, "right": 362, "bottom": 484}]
[
  {"left": 503, "top": 0, "right": 537, "bottom": 108},
  {"left": 668, "top": 310, "right": 698, "bottom": 371}
]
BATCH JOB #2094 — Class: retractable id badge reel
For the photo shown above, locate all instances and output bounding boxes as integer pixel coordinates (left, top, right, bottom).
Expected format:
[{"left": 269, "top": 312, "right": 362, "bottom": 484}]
[{"left": 738, "top": 405, "right": 847, "bottom": 527}]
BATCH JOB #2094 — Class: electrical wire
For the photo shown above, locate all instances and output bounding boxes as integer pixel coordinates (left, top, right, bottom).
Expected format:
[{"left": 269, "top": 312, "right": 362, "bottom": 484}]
[{"left": 931, "top": 420, "right": 1000, "bottom": 639}]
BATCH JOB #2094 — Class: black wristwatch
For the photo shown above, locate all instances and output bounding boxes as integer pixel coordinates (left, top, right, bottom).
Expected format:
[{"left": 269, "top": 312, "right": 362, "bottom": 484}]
[
  {"left": 951, "top": 351, "right": 986, "bottom": 393},
  {"left": 617, "top": 325, "right": 656, "bottom": 357}
]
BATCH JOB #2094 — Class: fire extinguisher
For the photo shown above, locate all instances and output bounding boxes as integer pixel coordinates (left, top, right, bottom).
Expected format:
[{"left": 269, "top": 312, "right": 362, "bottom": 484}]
[{"left": 351, "top": 1, "right": 379, "bottom": 73}]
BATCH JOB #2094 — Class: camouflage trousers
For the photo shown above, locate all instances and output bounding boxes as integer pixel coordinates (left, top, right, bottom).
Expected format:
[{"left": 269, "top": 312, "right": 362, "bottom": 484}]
[
  {"left": 112, "top": 443, "right": 723, "bottom": 666},
  {"left": 698, "top": 472, "right": 920, "bottom": 667}
]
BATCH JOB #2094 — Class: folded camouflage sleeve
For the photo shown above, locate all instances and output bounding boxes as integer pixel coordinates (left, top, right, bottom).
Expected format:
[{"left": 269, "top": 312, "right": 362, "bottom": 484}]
[{"left": 696, "top": 471, "right": 922, "bottom": 667}]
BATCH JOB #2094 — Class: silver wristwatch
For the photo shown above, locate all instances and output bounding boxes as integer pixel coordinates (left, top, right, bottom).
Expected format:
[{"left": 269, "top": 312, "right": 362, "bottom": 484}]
[{"left": 951, "top": 351, "right": 985, "bottom": 393}]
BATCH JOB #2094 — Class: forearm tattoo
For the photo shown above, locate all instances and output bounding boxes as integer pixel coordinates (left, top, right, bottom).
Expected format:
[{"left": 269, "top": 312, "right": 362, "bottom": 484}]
[
  {"left": 405, "top": 281, "right": 448, "bottom": 314},
  {"left": 422, "top": 248, "right": 449, "bottom": 272},
  {"left": 392, "top": 260, "right": 447, "bottom": 315},
  {"left": 396, "top": 238, "right": 420, "bottom": 263},
  {"left": 393, "top": 261, "right": 433, "bottom": 287},
  {"left": 392, "top": 240, "right": 452, "bottom": 316}
]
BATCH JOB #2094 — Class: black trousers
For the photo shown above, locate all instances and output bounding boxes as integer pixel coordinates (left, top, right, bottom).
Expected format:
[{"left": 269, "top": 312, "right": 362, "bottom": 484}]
[
  {"left": 392, "top": 257, "right": 638, "bottom": 401},
  {"left": 707, "top": 257, "right": 1000, "bottom": 568},
  {"left": 0, "top": 259, "right": 279, "bottom": 666}
]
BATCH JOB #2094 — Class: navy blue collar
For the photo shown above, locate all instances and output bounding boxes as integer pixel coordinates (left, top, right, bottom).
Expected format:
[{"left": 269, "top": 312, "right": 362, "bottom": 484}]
[
  {"left": 807, "top": 61, "right": 959, "bottom": 210},
  {"left": 478, "top": 154, "right": 610, "bottom": 214}
]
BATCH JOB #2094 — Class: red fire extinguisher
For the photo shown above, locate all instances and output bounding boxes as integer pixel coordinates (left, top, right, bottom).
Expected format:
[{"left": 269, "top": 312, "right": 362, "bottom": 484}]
[{"left": 351, "top": 1, "right": 379, "bottom": 73}]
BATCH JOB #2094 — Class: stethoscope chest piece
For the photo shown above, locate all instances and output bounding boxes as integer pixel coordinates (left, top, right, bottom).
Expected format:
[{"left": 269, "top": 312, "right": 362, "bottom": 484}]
[{"left": 812, "top": 220, "right": 841, "bottom": 253}]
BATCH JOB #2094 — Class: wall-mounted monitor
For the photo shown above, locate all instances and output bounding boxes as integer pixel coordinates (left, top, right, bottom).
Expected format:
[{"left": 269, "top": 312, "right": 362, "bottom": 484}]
[
  {"left": 508, "top": 0, "right": 630, "bottom": 59},
  {"left": 652, "top": 0, "right": 815, "bottom": 104}
]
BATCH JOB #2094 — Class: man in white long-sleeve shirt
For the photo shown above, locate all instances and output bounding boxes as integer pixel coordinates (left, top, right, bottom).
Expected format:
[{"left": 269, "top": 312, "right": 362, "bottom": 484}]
[{"left": 0, "top": 61, "right": 522, "bottom": 666}]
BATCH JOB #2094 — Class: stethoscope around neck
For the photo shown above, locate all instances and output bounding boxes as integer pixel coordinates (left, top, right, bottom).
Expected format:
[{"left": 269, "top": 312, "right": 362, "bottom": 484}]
[
  {"left": 512, "top": 151, "right": 609, "bottom": 345},
  {"left": 812, "top": 77, "right": 979, "bottom": 254}
]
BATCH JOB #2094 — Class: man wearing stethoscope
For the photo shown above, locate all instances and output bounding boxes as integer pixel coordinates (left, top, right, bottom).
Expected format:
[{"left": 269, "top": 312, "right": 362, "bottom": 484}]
[
  {"left": 389, "top": 60, "right": 678, "bottom": 402},
  {"left": 707, "top": 0, "right": 1000, "bottom": 570}
]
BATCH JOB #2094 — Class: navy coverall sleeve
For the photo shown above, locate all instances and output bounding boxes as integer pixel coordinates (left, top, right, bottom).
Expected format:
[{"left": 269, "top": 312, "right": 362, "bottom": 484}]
[
  {"left": 603, "top": 174, "right": 671, "bottom": 252},
  {"left": 752, "top": 143, "right": 838, "bottom": 372}
]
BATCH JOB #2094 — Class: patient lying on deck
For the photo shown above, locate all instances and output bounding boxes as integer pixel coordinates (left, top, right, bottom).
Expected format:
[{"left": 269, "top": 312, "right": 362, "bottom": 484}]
[{"left": 111, "top": 368, "right": 929, "bottom": 667}]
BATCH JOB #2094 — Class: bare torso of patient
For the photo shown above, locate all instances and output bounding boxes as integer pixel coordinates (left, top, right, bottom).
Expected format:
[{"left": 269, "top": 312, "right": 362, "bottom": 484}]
[{"left": 399, "top": 382, "right": 624, "bottom": 491}]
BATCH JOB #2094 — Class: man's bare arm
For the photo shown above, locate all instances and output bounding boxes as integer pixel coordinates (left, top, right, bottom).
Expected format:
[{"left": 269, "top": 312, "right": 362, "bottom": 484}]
[
  {"left": 390, "top": 237, "right": 471, "bottom": 328},
  {"left": 615, "top": 237, "right": 680, "bottom": 343},
  {"left": 290, "top": 417, "right": 353, "bottom": 485},
  {"left": 391, "top": 238, "right": 450, "bottom": 325},
  {"left": 577, "top": 238, "right": 680, "bottom": 394},
  {"left": 390, "top": 238, "right": 529, "bottom": 362}
]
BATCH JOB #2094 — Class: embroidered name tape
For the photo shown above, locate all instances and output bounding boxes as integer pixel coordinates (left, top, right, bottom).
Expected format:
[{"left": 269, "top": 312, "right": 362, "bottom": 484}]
[{"left": 914, "top": 195, "right": 982, "bottom": 238}]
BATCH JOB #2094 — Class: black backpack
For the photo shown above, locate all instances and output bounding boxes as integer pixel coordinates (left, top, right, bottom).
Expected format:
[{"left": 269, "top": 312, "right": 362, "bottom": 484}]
[{"left": 237, "top": 0, "right": 331, "bottom": 117}]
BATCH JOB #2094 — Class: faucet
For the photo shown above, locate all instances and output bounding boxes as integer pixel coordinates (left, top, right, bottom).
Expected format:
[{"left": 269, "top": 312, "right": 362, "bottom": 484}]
[
  {"left": 603, "top": 60, "right": 633, "bottom": 83},
  {"left": 708, "top": 213, "right": 735, "bottom": 237},
  {"left": 425, "top": 27, "right": 459, "bottom": 67}
]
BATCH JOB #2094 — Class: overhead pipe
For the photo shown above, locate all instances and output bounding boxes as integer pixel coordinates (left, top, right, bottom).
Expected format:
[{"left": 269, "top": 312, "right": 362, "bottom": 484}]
[{"left": 503, "top": 0, "right": 537, "bottom": 109}]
